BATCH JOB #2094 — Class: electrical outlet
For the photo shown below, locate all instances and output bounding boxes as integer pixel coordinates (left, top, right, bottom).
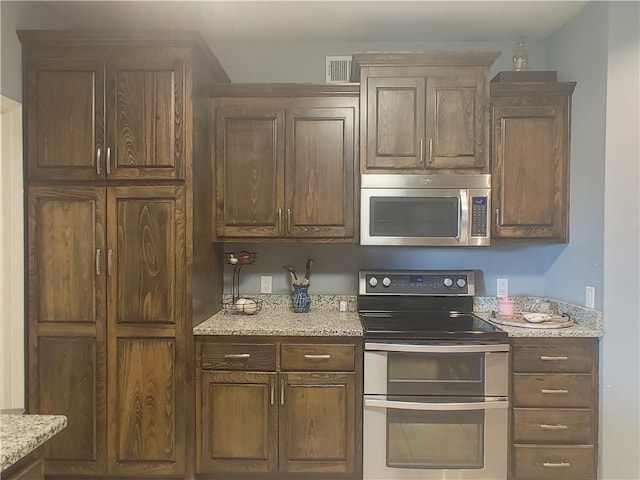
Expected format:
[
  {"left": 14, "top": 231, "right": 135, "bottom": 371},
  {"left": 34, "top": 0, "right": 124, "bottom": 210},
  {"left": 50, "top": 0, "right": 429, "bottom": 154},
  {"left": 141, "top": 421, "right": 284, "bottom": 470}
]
[
  {"left": 585, "top": 286, "right": 595, "bottom": 309},
  {"left": 260, "top": 276, "right": 272, "bottom": 294},
  {"left": 497, "top": 278, "right": 509, "bottom": 297}
]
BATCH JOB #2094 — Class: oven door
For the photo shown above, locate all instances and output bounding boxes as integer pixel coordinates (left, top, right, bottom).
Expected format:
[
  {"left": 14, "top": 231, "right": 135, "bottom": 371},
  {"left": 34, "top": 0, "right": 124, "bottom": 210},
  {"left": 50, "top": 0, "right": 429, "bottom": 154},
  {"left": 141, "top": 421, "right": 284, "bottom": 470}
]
[{"left": 363, "top": 395, "right": 508, "bottom": 480}]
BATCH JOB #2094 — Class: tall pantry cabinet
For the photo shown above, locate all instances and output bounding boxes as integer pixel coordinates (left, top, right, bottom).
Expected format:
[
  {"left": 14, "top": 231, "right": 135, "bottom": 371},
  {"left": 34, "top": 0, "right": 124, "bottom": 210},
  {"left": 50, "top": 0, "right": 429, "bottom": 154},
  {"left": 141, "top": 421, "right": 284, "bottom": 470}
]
[{"left": 20, "top": 31, "right": 229, "bottom": 478}]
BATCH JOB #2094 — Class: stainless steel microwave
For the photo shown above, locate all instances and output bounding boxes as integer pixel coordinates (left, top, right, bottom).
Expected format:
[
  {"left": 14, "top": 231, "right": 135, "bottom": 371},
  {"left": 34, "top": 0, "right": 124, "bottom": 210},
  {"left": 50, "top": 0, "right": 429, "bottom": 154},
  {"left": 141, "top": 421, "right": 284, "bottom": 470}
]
[{"left": 360, "top": 174, "right": 491, "bottom": 246}]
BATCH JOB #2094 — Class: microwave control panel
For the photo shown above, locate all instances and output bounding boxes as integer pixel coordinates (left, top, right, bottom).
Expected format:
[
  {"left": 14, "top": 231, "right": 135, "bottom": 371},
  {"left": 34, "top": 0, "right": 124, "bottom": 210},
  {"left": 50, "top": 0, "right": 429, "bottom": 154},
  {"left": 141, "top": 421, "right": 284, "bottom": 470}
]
[{"left": 471, "top": 197, "right": 488, "bottom": 237}]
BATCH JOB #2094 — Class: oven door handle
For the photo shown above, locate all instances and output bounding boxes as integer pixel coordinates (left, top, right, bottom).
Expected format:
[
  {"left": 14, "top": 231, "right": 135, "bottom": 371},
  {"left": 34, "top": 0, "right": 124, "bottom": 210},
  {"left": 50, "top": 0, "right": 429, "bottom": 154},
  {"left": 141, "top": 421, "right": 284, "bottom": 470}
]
[
  {"left": 364, "top": 395, "right": 509, "bottom": 411},
  {"left": 365, "top": 342, "right": 509, "bottom": 353}
]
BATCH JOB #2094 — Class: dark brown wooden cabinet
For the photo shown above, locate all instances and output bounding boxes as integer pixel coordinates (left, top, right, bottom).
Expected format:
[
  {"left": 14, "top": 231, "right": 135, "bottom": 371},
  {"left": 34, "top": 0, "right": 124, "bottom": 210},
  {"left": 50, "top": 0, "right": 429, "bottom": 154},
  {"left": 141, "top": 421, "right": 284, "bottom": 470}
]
[
  {"left": 510, "top": 337, "right": 599, "bottom": 480},
  {"left": 21, "top": 31, "right": 228, "bottom": 479},
  {"left": 491, "top": 72, "right": 576, "bottom": 242},
  {"left": 352, "top": 52, "right": 498, "bottom": 173},
  {"left": 212, "top": 85, "right": 358, "bottom": 241},
  {"left": 196, "top": 337, "right": 362, "bottom": 479}
]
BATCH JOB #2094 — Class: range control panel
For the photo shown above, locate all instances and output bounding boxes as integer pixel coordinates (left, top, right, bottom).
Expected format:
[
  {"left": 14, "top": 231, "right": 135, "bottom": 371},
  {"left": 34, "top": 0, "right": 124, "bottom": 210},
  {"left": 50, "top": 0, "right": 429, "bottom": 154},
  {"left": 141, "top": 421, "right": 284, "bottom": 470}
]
[{"left": 359, "top": 270, "right": 475, "bottom": 296}]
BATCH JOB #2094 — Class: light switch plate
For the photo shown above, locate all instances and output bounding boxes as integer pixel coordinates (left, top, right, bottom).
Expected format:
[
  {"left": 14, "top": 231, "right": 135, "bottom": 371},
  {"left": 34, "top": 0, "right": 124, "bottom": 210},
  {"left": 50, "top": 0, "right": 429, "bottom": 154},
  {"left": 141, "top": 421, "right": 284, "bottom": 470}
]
[
  {"left": 497, "top": 278, "right": 509, "bottom": 297},
  {"left": 260, "top": 276, "right": 272, "bottom": 294},
  {"left": 585, "top": 286, "right": 595, "bottom": 309}
]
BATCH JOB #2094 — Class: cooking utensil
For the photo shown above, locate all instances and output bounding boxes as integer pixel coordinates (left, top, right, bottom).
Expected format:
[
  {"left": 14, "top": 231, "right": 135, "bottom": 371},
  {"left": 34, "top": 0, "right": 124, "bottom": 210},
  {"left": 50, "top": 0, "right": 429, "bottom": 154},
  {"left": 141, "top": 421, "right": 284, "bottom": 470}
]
[
  {"left": 303, "top": 258, "right": 313, "bottom": 285},
  {"left": 282, "top": 265, "right": 298, "bottom": 285}
]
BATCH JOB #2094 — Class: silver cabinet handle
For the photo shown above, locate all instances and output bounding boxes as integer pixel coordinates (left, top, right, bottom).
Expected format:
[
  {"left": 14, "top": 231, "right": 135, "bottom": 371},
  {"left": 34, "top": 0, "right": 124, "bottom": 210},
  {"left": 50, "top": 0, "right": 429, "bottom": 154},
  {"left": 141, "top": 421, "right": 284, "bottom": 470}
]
[
  {"left": 419, "top": 138, "right": 424, "bottom": 164},
  {"left": 495, "top": 208, "right": 500, "bottom": 227},
  {"left": 286, "top": 208, "right": 292, "bottom": 234},
  {"left": 270, "top": 378, "right": 275, "bottom": 405},
  {"left": 106, "top": 147, "right": 111, "bottom": 175},
  {"left": 541, "top": 356, "right": 569, "bottom": 361},
  {"left": 96, "top": 249, "right": 102, "bottom": 275},
  {"left": 280, "top": 380, "right": 285, "bottom": 405},
  {"left": 304, "top": 354, "right": 331, "bottom": 360},
  {"left": 541, "top": 389, "right": 569, "bottom": 394},
  {"left": 277, "top": 208, "right": 283, "bottom": 235},
  {"left": 543, "top": 462, "right": 571, "bottom": 468},
  {"left": 223, "top": 353, "right": 250, "bottom": 359},
  {"left": 428, "top": 137, "right": 433, "bottom": 164},
  {"left": 540, "top": 424, "right": 569, "bottom": 430},
  {"left": 96, "top": 147, "right": 102, "bottom": 175},
  {"left": 107, "top": 249, "right": 113, "bottom": 276}
]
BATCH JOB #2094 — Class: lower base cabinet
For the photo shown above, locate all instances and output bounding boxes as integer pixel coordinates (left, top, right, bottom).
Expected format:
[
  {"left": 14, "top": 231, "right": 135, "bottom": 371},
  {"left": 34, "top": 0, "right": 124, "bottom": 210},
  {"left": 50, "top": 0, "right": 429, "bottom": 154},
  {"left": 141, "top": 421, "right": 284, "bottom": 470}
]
[
  {"left": 509, "top": 337, "right": 599, "bottom": 480},
  {"left": 196, "top": 337, "right": 362, "bottom": 479},
  {"left": 2, "top": 446, "right": 44, "bottom": 480}
]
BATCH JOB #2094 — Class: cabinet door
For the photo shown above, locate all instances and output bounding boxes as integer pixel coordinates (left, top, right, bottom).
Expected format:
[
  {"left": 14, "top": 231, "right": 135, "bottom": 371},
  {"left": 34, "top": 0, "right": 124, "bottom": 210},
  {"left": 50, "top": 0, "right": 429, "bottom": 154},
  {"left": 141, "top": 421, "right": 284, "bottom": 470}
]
[
  {"left": 26, "top": 187, "right": 107, "bottom": 475},
  {"left": 106, "top": 52, "right": 185, "bottom": 180},
  {"left": 365, "top": 77, "right": 426, "bottom": 170},
  {"left": 280, "top": 372, "right": 356, "bottom": 474},
  {"left": 106, "top": 186, "right": 186, "bottom": 475},
  {"left": 426, "top": 71, "right": 488, "bottom": 170},
  {"left": 25, "top": 57, "right": 105, "bottom": 181},
  {"left": 492, "top": 104, "right": 568, "bottom": 240},
  {"left": 200, "top": 371, "right": 278, "bottom": 473},
  {"left": 285, "top": 105, "right": 356, "bottom": 238},
  {"left": 215, "top": 106, "right": 284, "bottom": 237}
]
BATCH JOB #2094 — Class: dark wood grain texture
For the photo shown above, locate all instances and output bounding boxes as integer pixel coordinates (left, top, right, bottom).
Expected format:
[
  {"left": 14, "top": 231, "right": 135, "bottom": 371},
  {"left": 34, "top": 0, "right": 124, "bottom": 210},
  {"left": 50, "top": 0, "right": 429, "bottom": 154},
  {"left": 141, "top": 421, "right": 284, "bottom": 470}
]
[
  {"left": 201, "top": 343, "right": 277, "bottom": 371},
  {"left": 491, "top": 76, "right": 576, "bottom": 241},
  {"left": 509, "top": 337, "right": 598, "bottom": 480},
  {"left": 280, "top": 344, "right": 355, "bottom": 371}
]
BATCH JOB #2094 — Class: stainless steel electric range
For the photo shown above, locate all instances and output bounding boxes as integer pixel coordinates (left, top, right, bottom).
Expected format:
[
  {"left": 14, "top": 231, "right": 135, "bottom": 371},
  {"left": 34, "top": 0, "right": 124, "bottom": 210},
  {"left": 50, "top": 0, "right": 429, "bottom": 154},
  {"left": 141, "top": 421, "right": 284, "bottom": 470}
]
[{"left": 358, "top": 270, "right": 509, "bottom": 480}]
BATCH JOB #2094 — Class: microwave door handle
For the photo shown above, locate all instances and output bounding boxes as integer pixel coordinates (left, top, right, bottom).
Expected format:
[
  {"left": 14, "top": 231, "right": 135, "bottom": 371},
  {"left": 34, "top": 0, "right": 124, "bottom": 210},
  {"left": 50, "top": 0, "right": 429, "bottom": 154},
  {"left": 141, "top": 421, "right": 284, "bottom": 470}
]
[
  {"left": 460, "top": 189, "right": 469, "bottom": 243},
  {"left": 364, "top": 396, "right": 508, "bottom": 411}
]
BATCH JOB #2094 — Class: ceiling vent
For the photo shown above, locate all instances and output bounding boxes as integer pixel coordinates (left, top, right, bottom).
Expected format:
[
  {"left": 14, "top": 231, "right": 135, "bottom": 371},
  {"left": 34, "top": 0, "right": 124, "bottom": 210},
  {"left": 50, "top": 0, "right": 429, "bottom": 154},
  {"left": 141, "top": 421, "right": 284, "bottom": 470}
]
[{"left": 325, "top": 56, "right": 353, "bottom": 84}]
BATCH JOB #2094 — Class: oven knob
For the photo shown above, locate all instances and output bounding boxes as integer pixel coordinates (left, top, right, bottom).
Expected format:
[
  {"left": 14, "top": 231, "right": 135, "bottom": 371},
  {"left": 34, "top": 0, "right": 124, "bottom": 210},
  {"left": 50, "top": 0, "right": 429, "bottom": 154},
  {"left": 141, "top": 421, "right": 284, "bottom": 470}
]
[
  {"left": 456, "top": 278, "right": 467, "bottom": 288},
  {"left": 382, "top": 277, "right": 392, "bottom": 287},
  {"left": 369, "top": 277, "right": 378, "bottom": 287},
  {"left": 443, "top": 277, "right": 453, "bottom": 287}
]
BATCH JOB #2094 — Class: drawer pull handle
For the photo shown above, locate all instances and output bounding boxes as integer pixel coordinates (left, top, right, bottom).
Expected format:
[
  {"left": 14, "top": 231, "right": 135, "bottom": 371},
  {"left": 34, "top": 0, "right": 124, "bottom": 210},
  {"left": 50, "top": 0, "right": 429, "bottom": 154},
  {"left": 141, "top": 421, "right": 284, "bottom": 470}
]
[
  {"left": 304, "top": 354, "right": 331, "bottom": 360},
  {"left": 541, "top": 388, "right": 569, "bottom": 394},
  {"left": 270, "top": 378, "right": 275, "bottom": 405},
  {"left": 541, "top": 355, "right": 569, "bottom": 361},
  {"left": 540, "top": 424, "right": 569, "bottom": 430},
  {"left": 543, "top": 461, "right": 571, "bottom": 468},
  {"left": 224, "top": 353, "right": 251, "bottom": 359}
]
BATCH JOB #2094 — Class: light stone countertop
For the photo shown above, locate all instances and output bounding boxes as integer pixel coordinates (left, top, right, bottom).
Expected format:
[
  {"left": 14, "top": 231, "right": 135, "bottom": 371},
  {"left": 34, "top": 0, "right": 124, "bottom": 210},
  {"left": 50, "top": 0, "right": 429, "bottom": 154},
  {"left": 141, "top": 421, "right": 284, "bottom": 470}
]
[
  {"left": 194, "top": 308, "right": 363, "bottom": 337},
  {"left": 1, "top": 414, "right": 67, "bottom": 471}
]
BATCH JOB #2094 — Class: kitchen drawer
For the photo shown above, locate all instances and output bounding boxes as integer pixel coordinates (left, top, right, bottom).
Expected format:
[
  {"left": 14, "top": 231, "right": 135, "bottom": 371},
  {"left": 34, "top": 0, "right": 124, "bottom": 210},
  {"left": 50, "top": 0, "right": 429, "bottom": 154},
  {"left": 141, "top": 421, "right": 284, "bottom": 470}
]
[
  {"left": 512, "top": 374, "right": 593, "bottom": 408},
  {"left": 512, "top": 342, "right": 593, "bottom": 373},
  {"left": 513, "top": 408, "right": 594, "bottom": 443},
  {"left": 281, "top": 344, "right": 355, "bottom": 371},
  {"left": 201, "top": 343, "right": 276, "bottom": 371},
  {"left": 513, "top": 445, "right": 595, "bottom": 480}
]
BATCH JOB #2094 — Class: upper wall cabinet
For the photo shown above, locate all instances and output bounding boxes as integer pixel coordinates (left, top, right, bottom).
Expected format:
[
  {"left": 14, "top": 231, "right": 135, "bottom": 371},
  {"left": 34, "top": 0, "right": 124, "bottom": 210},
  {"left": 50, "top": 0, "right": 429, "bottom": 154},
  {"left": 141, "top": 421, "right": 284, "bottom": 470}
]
[
  {"left": 352, "top": 52, "right": 499, "bottom": 174},
  {"left": 212, "top": 85, "right": 359, "bottom": 242},
  {"left": 491, "top": 72, "right": 576, "bottom": 242},
  {"left": 20, "top": 31, "right": 228, "bottom": 182}
]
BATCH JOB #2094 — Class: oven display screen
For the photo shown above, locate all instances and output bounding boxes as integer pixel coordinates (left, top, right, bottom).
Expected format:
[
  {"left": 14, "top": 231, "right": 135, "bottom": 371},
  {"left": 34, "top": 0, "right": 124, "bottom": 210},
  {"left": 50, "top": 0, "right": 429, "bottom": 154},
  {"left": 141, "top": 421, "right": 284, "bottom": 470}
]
[{"left": 409, "top": 275, "right": 424, "bottom": 284}]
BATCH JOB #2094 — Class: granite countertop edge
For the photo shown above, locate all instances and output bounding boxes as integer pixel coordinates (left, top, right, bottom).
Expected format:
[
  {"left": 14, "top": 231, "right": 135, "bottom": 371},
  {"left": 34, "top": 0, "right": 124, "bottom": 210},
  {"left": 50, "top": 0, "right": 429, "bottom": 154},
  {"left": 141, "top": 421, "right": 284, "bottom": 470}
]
[
  {"left": 1, "top": 414, "right": 67, "bottom": 471},
  {"left": 194, "top": 294, "right": 603, "bottom": 338}
]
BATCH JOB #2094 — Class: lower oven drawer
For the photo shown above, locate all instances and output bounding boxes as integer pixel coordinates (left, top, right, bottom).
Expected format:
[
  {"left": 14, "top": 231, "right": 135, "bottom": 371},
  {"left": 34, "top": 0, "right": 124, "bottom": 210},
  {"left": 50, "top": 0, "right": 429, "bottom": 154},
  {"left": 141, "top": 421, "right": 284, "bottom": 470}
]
[
  {"left": 513, "top": 445, "right": 595, "bottom": 480},
  {"left": 364, "top": 396, "right": 508, "bottom": 480},
  {"left": 513, "top": 408, "right": 594, "bottom": 443}
]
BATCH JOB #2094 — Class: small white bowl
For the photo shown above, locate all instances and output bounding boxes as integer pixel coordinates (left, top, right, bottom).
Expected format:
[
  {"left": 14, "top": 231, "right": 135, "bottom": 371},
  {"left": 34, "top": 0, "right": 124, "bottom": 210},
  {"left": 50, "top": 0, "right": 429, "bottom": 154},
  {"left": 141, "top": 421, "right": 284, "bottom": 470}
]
[{"left": 523, "top": 313, "right": 552, "bottom": 323}]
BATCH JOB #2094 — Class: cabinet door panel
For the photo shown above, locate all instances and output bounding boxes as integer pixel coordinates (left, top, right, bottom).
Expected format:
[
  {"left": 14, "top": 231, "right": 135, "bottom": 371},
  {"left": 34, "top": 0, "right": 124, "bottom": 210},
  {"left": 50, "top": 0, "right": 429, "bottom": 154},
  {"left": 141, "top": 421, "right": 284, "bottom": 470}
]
[
  {"left": 285, "top": 106, "right": 355, "bottom": 238},
  {"left": 25, "top": 57, "right": 104, "bottom": 181},
  {"left": 36, "top": 336, "right": 106, "bottom": 473},
  {"left": 215, "top": 107, "right": 283, "bottom": 237},
  {"left": 427, "top": 74, "right": 487, "bottom": 169},
  {"left": 107, "top": 186, "right": 185, "bottom": 326},
  {"left": 28, "top": 187, "right": 106, "bottom": 325},
  {"left": 107, "top": 54, "right": 184, "bottom": 180},
  {"left": 492, "top": 103, "right": 569, "bottom": 241},
  {"left": 200, "top": 371, "right": 278, "bottom": 473},
  {"left": 110, "top": 338, "right": 180, "bottom": 474},
  {"left": 280, "top": 372, "right": 355, "bottom": 473},
  {"left": 366, "top": 77, "right": 425, "bottom": 169}
]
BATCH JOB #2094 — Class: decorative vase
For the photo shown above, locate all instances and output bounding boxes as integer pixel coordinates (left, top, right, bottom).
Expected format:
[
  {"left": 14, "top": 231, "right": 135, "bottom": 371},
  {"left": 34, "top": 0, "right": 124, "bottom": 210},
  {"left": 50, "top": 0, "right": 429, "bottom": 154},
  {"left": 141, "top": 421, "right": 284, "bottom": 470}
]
[{"left": 292, "top": 284, "right": 311, "bottom": 313}]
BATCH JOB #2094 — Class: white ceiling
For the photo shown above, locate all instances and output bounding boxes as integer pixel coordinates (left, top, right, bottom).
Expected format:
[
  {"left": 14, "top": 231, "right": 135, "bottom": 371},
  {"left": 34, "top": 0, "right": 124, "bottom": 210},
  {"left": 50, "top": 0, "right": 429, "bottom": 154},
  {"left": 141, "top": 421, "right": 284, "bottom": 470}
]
[{"left": 43, "top": 0, "right": 588, "bottom": 43}]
